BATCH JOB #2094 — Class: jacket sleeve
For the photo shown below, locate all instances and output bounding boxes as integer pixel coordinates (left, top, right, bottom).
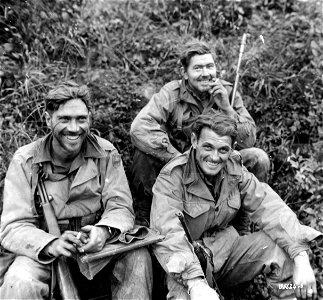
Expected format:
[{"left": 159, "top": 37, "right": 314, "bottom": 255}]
[
  {"left": 0, "top": 153, "right": 57, "bottom": 263},
  {"left": 227, "top": 85, "right": 257, "bottom": 149},
  {"left": 150, "top": 168, "right": 204, "bottom": 284},
  {"left": 239, "top": 167, "right": 322, "bottom": 259},
  {"left": 130, "top": 85, "right": 181, "bottom": 163},
  {"left": 97, "top": 149, "right": 135, "bottom": 233}
]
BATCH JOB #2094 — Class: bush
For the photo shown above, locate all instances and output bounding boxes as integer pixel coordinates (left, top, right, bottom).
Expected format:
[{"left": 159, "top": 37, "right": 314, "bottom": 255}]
[{"left": 0, "top": 0, "right": 322, "bottom": 297}]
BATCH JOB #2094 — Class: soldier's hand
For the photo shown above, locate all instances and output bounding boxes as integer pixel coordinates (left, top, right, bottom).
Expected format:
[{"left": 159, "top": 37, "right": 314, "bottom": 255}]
[
  {"left": 44, "top": 230, "right": 84, "bottom": 257},
  {"left": 208, "top": 79, "right": 234, "bottom": 116},
  {"left": 188, "top": 278, "right": 220, "bottom": 300},
  {"left": 293, "top": 251, "right": 317, "bottom": 300},
  {"left": 79, "top": 225, "right": 109, "bottom": 253}
]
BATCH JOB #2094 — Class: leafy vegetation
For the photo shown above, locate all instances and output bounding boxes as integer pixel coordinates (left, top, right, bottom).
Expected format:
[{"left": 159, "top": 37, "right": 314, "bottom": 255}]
[{"left": 0, "top": 0, "right": 322, "bottom": 298}]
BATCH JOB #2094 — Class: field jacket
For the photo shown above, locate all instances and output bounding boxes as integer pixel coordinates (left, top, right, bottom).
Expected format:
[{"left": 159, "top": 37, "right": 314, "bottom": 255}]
[
  {"left": 130, "top": 79, "right": 256, "bottom": 162},
  {"left": 0, "top": 134, "right": 134, "bottom": 264},
  {"left": 150, "top": 149, "right": 322, "bottom": 282}
]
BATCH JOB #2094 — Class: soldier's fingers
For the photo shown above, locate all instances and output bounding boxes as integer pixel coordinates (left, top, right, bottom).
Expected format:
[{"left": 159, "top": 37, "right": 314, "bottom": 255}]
[
  {"left": 300, "top": 287, "right": 307, "bottom": 299},
  {"left": 56, "top": 244, "right": 74, "bottom": 257},
  {"left": 295, "top": 286, "right": 301, "bottom": 299},
  {"left": 76, "top": 231, "right": 89, "bottom": 244}
]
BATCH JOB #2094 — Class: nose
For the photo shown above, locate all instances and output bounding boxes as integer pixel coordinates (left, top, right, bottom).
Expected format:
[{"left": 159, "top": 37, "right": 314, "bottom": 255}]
[
  {"left": 210, "top": 149, "right": 220, "bottom": 161},
  {"left": 67, "top": 119, "right": 79, "bottom": 132},
  {"left": 201, "top": 66, "right": 209, "bottom": 77}
]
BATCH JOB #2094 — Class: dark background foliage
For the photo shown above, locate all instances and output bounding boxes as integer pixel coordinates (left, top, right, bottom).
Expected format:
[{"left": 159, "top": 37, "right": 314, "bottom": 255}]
[{"left": 0, "top": 0, "right": 322, "bottom": 298}]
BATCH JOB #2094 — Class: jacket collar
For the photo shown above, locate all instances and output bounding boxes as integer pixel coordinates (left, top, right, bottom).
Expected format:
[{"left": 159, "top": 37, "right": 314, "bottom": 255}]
[
  {"left": 182, "top": 147, "right": 241, "bottom": 201},
  {"left": 32, "top": 133, "right": 106, "bottom": 165}
]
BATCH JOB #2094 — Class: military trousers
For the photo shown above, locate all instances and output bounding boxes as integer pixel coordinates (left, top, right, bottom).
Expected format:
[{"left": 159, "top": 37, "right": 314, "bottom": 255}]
[
  {"left": 0, "top": 247, "right": 153, "bottom": 300},
  {"left": 166, "top": 231, "right": 295, "bottom": 300}
]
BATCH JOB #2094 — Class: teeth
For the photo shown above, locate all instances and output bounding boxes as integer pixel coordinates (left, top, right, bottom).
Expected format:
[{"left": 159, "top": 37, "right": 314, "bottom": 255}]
[
  {"left": 65, "top": 135, "right": 79, "bottom": 141},
  {"left": 206, "top": 161, "right": 218, "bottom": 167}
]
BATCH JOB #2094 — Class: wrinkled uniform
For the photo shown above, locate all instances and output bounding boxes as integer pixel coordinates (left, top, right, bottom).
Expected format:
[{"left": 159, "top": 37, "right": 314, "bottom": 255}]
[
  {"left": 150, "top": 149, "right": 322, "bottom": 299},
  {"left": 130, "top": 80, "right": 269, "bottom": 223},
  {"left": 0, "top": 134, "right": 152, "bottom": 300}
]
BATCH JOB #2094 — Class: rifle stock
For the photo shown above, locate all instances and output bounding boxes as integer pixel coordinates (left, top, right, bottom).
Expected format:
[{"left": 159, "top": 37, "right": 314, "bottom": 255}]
[{"left": 37, "top": 171, "right": 81, "bottom": 300}]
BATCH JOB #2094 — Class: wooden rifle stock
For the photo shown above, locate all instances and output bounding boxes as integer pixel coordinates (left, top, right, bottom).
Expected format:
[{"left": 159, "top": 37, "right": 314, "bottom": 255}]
[{"left": 37, "top": 171, "right": 80, "bottom": 300}]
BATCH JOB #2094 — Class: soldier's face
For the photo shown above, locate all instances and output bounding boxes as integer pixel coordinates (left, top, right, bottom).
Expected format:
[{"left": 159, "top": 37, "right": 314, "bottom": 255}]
[
  {"left": 183, "top": 54, "right": 217, "bottom": 93},
  {"left": 192, "top": 128, "right": 232, "bottom": 179},
  {"left": 45, "top": 99, "right": 90, "bottom": 160}
]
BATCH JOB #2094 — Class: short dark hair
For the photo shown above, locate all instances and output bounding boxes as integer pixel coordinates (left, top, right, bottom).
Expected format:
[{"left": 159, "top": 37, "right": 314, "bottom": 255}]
[
  {"left": 191, "top": 110, "right": 238, "bottom": 146},
  {"left": 45, "top": 81, "right": 92, "bottom": 113},
  {"left": 179, "top": 40, "right": 216, "bottom": 70}
]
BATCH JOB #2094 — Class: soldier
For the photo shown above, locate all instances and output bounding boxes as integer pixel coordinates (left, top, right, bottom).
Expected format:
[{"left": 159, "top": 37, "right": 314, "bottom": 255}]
[
  {"left": 130, "top": 40, "right": 270, "bottom": 227},
  {"left": 0, "top": 82, "right": 152, "bottom": 299},
  {"left": 150, "top": 110, "right": 322, "bottom": 300}
]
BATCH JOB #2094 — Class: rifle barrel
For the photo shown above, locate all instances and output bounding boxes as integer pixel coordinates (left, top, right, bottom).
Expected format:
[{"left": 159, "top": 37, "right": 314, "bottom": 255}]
[{"left": 176, "top": 212, "right": 194, "bottom": 244}]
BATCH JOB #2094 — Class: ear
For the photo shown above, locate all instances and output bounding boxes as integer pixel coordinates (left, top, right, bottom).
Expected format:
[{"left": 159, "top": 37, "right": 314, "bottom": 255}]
[
  {"left": 191, "top": 132, "right": 197, "bottom": 149},
  {"left": 88, "top": 111, "right": 92, "bottom": 126},
  {"left": 180, "top": 67, "right": 188, "bottom": 80},
  {"left": 44, "top": 112, "right": 51, "bottom": 127}
]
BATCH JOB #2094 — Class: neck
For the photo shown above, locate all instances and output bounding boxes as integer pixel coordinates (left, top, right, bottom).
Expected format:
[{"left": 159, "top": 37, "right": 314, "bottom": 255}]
[{"left": 50, "top": 143, "right": 76, "bottom": 166}]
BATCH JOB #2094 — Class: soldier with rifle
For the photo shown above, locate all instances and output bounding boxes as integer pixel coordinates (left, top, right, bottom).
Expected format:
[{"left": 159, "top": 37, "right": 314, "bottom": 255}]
[
  {"left": 150, "top": 110, "right": 322, "bottom": 300},
  {"left": 0, "top": 82, "right": 153, "bottom": 299}
]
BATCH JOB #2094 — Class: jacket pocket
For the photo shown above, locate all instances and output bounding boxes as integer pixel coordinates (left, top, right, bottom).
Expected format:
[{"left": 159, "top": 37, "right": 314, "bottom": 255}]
[
  {"left": 183, "top": 200, "right": 210, "bottom": 240},
  {"left": 183, "top": 200, "right": 210, "bottom": 218}
]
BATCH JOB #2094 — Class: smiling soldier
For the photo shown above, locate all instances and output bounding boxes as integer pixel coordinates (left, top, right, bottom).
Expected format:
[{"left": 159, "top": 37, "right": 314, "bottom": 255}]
[
  {"left": 150, "top": 110, "right": 322, "bottom": 300},
  {"left": 130, "top": 40, "right": 270, "bottom": 230},
  {"left": 0, "top": 82, "right": 152, "bottom": 299}
]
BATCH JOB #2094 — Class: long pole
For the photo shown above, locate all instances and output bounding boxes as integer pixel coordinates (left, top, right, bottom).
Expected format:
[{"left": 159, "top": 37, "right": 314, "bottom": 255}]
[{"left": 231, "top": 33, "right": 248, "bottom": 107}]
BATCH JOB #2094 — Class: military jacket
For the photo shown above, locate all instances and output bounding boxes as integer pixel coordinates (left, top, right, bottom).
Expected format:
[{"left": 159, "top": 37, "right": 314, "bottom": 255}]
[
  {"left": 130, "top": 80, "right": 256, "bottom": 162},
  {"left": 0, "top": 134, "right": 134, "bottom": 263}
]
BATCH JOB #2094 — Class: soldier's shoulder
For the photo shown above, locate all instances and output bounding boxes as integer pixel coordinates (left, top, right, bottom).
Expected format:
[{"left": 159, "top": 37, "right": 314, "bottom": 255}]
[
  {"left": 160, "top": 152, "right": 188, "bottom": 176},
  {"left": 92, "top": 134, "right": 116, "bottom": 152},
  {"left": 14, "top": 138, "right": 43, "bottom": 161},
  {"left": 163, "top": 80, "right": 181, "bottom": 92}
]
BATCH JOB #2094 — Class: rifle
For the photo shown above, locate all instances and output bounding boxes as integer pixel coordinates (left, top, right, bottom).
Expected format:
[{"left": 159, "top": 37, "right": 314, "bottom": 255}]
[
  {"left": 176, "top": 212, "right": 209, "bottom": 273},
  {"left": 37, "top": 169, "right": 80, "bottom": 300},
  {"left": 176, "top": 212, "right": 224, "bottom": 300}
]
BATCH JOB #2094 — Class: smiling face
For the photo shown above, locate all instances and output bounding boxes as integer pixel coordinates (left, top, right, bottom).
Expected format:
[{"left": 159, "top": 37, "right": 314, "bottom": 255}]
[
  {"left": 45, "top": 99, "right": 90, "bottom": 163},
  {"left": 182, "top": 53, "right": 217, "bottom": 93},
  {"left": 191, "top": 127, "right": 232, "bottom": 180}
]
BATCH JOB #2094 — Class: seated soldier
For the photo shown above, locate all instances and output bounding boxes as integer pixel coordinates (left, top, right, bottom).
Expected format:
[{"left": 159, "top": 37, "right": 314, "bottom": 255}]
[
  {"left": 130, "top": 40, "right": 270, "bottom": 227},
  {"left": 0, "top": 82, "right": 152, "bottom": 300},
  {"left": 150, "top": 110, "right": 322, "bottom": 300}
]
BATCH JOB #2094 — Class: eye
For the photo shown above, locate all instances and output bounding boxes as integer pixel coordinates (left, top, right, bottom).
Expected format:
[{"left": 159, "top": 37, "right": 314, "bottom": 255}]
[
  {"left": 207, "top": 64, "right": 215, "bottom": 69},
  {"left": 203, "top": 145, "right": 212, "bottom": 151},
  {"left": 218, "top": 147, "right": 230, "bottom": 154},
  {"left": 78, "top": 116, "right": 88, "bottom": 122},
  {"left": 59, "top": 116, "right": 69, "bottom": 122},
  {"left": 194, "top": 66, "right": 202, "bottom": 71}
]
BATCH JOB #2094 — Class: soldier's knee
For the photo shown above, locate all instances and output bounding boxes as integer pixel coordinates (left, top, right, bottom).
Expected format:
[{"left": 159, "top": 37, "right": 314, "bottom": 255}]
[
  {"left": 253, "top": 148, "right": 270, "bottom": 169},
  {"left": 118, "top": 248, "right": 152, "bottom": 272},
  {"left": 240, "top": 147, "right": 270, "bottom": 182},
  {"left": 2, "top": 268, "right": 48, "bottom": 298}
]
